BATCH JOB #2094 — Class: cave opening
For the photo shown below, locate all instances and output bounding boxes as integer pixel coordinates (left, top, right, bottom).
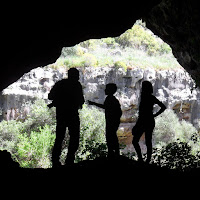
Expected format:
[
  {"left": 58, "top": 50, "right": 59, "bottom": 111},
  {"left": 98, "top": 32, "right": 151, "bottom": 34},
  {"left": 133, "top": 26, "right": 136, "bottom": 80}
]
[{"left": 1, "top": 18, "right": 200, "bottom": 169}]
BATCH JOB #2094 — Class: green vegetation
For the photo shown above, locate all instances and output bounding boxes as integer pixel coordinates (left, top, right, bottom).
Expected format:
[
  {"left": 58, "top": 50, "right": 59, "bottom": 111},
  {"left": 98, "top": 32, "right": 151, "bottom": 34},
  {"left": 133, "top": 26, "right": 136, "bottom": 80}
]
[
  {"left": 0, "top": 100, "right": 199, "bottom": 170},
  {"left": 50, "top": 20, "right": 181, "bottom": 71},
  {"left": 0, "top": 99, "right": 106, "bottom": 168},
  {"left": 153, "top": 109, "right": 200, "bottom": 161},
  {"left": 0, "top": 20, "right": 198, "bottom": 170},
  {"left": 152, "top": 141, "right": 200, "bottom": 171},
  {"left": 153, "top": 109, "right": 199, "bottom": 147},
  {"left": 151, "top": 109, "right": 200, "bottom": 171},
  {"left": 16, "top": 125, "right": 55, "bottom": 168},
  {"left": 122, "top": 109, "right": 200, "bottom": 171}
]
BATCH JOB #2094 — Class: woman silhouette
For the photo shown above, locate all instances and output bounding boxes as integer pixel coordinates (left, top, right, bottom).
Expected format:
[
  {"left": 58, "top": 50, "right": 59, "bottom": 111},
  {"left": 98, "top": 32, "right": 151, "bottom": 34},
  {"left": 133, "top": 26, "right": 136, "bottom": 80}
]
[{"left": 132, "top": 81, "right": 166, "bottom": 163}]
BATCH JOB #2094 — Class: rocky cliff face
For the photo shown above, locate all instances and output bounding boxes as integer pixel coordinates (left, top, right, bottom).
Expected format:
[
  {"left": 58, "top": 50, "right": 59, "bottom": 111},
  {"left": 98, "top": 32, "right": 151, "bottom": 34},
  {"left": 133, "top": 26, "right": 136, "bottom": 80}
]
[
  {"left": 0, "top": 67, "right": 64, "bottom": 121},
  {"left": 1, "top": 66, "right": 200, "bottom": 136}
]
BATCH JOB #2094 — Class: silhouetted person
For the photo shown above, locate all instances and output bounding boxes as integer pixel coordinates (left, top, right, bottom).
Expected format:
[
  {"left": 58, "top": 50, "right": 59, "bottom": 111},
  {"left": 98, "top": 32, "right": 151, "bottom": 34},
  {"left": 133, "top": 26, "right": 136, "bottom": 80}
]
[
  {"left": 132, "top": 81, "right": 166, "bottom": 163},
  {"left": 48, "top": 68, "right": 84, "bottom": 167},
  {"left": 88, "top": 83, "right": 122, "bottom": 158}
]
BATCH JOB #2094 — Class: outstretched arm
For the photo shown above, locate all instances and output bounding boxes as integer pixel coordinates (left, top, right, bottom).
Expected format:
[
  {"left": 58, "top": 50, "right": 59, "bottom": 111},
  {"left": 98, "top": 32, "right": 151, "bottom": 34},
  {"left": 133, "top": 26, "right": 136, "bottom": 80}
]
[
  {"left": 153, "top": 97, "right": 166, "bottom": 118},
  {"left": 88, "top": 100, "right": 105, "bottom": 109}
]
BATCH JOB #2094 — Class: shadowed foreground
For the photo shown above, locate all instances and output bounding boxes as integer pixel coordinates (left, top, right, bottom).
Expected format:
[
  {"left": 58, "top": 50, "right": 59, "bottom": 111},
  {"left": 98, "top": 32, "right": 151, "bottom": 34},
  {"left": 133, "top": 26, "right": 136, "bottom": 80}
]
[{"left": 1, "top": 151, "right": 199, "bottom": 181}]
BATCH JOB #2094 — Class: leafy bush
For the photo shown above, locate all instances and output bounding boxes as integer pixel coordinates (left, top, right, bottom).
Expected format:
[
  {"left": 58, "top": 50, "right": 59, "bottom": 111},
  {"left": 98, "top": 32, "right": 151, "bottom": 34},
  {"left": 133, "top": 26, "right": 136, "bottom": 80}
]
[
  {"left": 15, "top": 125, "right": 56, "bottom": 168},
  {"left": 26, "top": 99, "right": 56, "bottom": 131},
  {"left": 114, "top": 61, "right": 127, "bottom": 72},
  {"left": 64, "top": 57, "right": 85, "bottom": 68},
  {"left": 83, "top": 53, "right": 97, "bottom": 67},
  {"left": 152, "top": 109, "right": 200, "bottom": 171},
  {"left": 80, "top": 39, "right": 97, "bottom": 50},
  {"left": 0, "top": 120, "right": 22, "bottom": 154},
  {"left": 60, "top": 104, "right": 107, "bottom": 164},
  {"left": 0, "top": 99, "right": 107, "bottom": 168},
  {"left": 152, "top": 141, "right": 200, "bottom": 171},
  {"left": 62, "top": 46, "right": 77, "bottom": 56},
  {"left": 101, "top": 37, "right": 118, "bottom": 48},
  {"left": 72, "top": 104, "right": 106, "bottom": 162},
  {"left": 61, "top": 46, "right": 86, "bottom": 57},
  {"left": 51, "top": 20, "right": 179, "bottom": 70},
  {"left": 115, "top": 22, "right": 171, "bottom": 56},
  {"left": 153, "top": 109, "right": 198, "bottom": 146}
]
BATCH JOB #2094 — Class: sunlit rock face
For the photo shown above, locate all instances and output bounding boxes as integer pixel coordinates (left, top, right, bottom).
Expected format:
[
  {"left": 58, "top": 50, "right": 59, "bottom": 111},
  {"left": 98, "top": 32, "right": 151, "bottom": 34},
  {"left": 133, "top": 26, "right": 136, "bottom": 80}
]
[
  {"left": 1, "top": 66, "right": 200, "bottom": 135},
  {"left": 0, "top": 67, "right": 64, "bottom": 121}
]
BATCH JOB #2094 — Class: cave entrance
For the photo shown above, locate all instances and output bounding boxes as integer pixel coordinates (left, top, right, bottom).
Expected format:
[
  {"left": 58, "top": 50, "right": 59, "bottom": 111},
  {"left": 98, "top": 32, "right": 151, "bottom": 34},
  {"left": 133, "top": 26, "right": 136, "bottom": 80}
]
[
  {"left": 2, "top": 19, "right": 199, "bottom": 134},
  {"left": 1, "top": 20, "right": 200, "bottom": 168},
  {"left": 48, "top": 19, "right": 199, "bottom": 155}
]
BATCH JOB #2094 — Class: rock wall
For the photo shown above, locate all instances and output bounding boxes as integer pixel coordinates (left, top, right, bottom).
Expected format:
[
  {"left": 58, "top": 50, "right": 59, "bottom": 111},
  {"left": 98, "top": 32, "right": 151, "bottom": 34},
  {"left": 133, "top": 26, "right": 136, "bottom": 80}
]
[
  {"left": 144, "top": 0, "right": 200, "bottom": 87},
  {"left": 1, "top": 66, "right": 200, "bottom": 137},
  {"left": 0, "top": 67, "right": 64, "bottom": 121}
]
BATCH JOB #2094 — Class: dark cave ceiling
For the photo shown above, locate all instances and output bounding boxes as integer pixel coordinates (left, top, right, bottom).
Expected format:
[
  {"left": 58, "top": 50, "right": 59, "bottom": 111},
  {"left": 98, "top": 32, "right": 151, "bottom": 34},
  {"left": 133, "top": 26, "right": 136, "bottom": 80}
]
[{"left": 1, "top": 0, "right": 200, "bottom": 91}]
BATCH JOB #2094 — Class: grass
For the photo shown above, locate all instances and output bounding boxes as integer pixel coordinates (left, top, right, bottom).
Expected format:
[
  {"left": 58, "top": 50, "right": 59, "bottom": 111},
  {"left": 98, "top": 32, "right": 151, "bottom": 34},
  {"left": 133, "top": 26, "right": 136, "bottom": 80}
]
[
  {"left": 52, "top": 47, "right": 182, "bottom": 71},
  {"left": 49, "top": 20, "right": 182, "bottom": 71}
]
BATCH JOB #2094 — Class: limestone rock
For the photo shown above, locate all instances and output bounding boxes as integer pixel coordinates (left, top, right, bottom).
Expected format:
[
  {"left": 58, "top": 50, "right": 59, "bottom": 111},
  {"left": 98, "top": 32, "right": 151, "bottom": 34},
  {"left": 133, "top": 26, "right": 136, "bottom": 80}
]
[{"left": 0, "top": 66, "right": 200, "bottom": 136}]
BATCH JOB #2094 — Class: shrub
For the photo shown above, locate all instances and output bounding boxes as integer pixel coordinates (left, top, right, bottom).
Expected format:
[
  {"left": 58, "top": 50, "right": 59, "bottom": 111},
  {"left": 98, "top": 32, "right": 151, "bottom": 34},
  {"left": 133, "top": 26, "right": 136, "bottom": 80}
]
[
  {"left": 23, "top": 99, "right": 56, "bottom": 134},
  {"left": 114, "top": 61, "right": 127, "bottom": 72},
  {"left": 80, "top": 39, "right": 97, "bottom": 50},
  {"left": 153, "top": 109, "right": 198, "bottom": 146},
  {"left": 152, "top": 109, "right": 200, "bottom": 170},
  {"left": 0, "top": 99, "right": 107, "bottom": 167},
  {"left": 60, "top": 104, "right": 106, "bottom": 163},
  {"left": 101, "top": 37, "right": 117, "bottom": 48},
  {"left": 64, "top": 57, "right": 85, "bottom": 68},
  {"left": 152, "top": 141, "right": 200, "bottom": 171},
  {"left": 116, "top": 22, "right": 171, "bottom": 56},
  {"left": 15, "top": 125, "right": 56, "bottom": 168},
  {"left": 62, "top": 46, "right": 77, "bottom": 56},
  {"left": 160, "top": 42, "right": 171, "bottom": 54},
  {"left": 0, "top": 120, "right": 22, "bottom": 154},
  {"left": 83, "top": 53, "right": 97, "bottom": 67}
]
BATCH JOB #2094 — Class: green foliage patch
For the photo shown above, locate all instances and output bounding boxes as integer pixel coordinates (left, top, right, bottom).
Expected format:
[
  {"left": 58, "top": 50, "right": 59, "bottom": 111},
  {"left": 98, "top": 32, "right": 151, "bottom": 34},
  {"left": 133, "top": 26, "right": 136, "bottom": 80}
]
[
  {"left": 52, "top": 20, "right": 181, "bottom": 71},
  {"left": 0, "top": 100, "right": 106, "bottom": 168},
  {"left": 0, "top": 100, "right": 199, "bottom": 170},
  {"left": 151, "top": 109, "right": 200, "bottom": 171}
]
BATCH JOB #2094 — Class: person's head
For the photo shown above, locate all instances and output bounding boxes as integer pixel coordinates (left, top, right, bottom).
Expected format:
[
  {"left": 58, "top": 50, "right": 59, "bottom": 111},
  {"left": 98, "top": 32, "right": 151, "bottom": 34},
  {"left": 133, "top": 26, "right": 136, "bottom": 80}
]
[
  {"left": 141, "top": 81, "right": 153, "bottom": 95},
  {"left": 68, "top": 68, "right": 79, "bottom": 81},
  {"left": 105, "top": 83, "right": 117, "bottom": 95}
]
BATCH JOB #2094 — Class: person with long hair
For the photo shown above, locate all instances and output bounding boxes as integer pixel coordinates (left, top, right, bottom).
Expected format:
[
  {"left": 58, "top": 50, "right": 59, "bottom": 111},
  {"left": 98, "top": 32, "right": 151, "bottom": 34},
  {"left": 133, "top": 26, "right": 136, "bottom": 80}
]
[{"left": 132, "top": 81, "right": 166, "bottom": 163}]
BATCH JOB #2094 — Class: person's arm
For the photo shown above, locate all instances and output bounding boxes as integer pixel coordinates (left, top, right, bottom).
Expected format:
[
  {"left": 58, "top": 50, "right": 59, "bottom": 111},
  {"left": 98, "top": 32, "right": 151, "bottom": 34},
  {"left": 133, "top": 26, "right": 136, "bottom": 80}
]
[
  {"left": 48, "top": 81, "right": 61, "bottom": 100},
  {"left": 153, "top": 96, "right": 166, "bottom": 118},
  {"left": 47, "top": 102, "right": 55, "bottom": 108},
  {"left": 88, "top": 100, "right": 105, "bottom": 109},
  {"left": 48, "top": 82, "right": 59, "bottom": 108}
]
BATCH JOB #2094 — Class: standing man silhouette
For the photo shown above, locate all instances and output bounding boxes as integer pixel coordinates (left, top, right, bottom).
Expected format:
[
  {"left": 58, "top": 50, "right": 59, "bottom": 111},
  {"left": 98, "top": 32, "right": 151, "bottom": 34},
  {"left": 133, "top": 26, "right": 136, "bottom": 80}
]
[
  {"left": 48, "top": 68, "right": 84, "bottom": 167},
  {"left": 132, "top": 81, "right": 166, "bottom": 163}
]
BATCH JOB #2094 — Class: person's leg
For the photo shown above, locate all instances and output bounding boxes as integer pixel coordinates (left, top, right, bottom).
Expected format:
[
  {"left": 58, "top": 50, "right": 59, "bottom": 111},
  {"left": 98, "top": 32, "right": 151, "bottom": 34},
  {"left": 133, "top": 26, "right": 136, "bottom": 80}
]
[
  {"left": 106, "top": 133, "right": 114, "bottom": 158},
  {"left": 112, "top": 125, "right": 120, "bottom": 156},
  {"left": 66, "top": 116, "right": 80, "bottom": 164},
  {"left": 132, "top": 129, "right": 144, "bottom": 162},
  {"left": 113, "top": 134, "right": 120, "bottom": 156},
  {"left": 106, "top": 124, "right": 120, "bottom": 158},
  {"left": 145, "top": 130, "right": 153, "bottom": 164},
  {"left": 107, "top": 134, "right": 120, "bottom": 157},
  {"left": 52, "top": 120, "right": 66, "bottom": 167}
]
